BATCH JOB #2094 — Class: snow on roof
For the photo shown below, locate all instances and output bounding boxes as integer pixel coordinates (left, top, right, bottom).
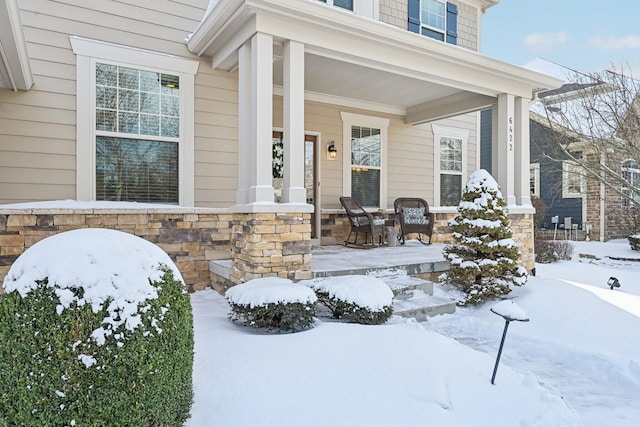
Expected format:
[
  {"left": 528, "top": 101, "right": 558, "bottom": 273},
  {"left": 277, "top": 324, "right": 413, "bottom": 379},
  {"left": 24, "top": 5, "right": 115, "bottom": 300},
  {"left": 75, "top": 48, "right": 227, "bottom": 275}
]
[{"left": 3, "top": 228, "right": 183, "bottom": 345}]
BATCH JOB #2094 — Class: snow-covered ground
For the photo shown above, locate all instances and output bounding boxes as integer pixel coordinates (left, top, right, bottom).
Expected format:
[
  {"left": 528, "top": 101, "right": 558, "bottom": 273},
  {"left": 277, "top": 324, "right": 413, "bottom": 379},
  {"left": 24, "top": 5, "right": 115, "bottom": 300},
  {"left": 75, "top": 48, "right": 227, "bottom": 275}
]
[{"left": 188, "top": 239, "right": 640, "bottom": 427}]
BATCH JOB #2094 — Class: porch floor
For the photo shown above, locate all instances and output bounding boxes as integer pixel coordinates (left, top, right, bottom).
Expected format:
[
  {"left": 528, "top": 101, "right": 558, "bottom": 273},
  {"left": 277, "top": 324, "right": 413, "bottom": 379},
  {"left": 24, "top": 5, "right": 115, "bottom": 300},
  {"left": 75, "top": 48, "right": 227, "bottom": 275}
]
[
  {"left": 311, "top": 240, "right": 449, "bottom": 278},
  {"left": 209, "top": 240, "right": 449, "bottom": 280}
]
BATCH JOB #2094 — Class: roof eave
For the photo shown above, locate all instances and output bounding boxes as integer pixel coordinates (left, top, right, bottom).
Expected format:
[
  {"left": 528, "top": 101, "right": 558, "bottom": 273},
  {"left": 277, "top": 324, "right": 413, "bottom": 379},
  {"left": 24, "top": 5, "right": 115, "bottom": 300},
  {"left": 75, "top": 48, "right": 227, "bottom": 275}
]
[
  {"left": 187, "top": 0, "right": 561, "bottom": 98},
  {"left": 0, "top": 0, "right": 33, "bottom": 91}
]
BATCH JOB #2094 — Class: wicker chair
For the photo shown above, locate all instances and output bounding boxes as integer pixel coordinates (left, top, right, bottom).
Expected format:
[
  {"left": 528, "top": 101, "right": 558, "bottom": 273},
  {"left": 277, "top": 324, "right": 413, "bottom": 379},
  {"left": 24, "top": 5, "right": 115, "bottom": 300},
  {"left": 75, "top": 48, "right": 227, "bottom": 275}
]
[
  {"left": 394, "top": 197, "right": 434, "bottom": 245},
  {"left": 339, "top": 196, "right": 386, "bottom": 246}
]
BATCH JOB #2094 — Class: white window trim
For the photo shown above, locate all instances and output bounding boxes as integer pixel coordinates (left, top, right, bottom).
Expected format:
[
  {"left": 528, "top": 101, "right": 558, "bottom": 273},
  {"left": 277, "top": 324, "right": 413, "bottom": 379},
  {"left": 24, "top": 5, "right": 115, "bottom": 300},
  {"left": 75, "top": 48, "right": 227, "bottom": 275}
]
[
  {"left": 621, "top": 158, "right": 640, "bottom": 206},
  {"left": 530, "top": 162, "right": 540, "bottom": 198},
  {"left": 319, "top": 0, "right": 379, "bottom": 19},
  {"left": 562, "top": 160, "right": 583, "bottom": 199},
  {"left": 432, "top": 124, "right": 469, "bottom": 206},
  {"left": 70, "top": 36, "right": 199, "bottom": 206},
  {"left": 421, "top": 0, "right": 447, "bottom": 38},
  {"left": 341, "top": 112, "right": 389, "bottom": 209}
]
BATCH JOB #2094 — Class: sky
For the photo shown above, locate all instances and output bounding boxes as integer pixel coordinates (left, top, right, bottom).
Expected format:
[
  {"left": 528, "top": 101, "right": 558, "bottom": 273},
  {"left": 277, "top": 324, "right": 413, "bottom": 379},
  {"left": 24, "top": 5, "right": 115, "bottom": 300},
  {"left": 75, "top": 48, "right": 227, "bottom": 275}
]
[{"left": 481, "top": 0, "right": 640, "bottom": 75}]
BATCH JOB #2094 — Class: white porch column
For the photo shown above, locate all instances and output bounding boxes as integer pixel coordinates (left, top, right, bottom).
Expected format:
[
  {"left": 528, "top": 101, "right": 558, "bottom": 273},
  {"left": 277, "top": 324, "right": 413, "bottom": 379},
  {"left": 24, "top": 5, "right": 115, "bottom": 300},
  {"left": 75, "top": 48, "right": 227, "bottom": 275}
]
[
  {"left": 281, "top": 40, "right": 307, "bottom": 204},
  {"left": 514, "top": 96, "right": 531, "bottom": 206},
  {"left": 249, "top": 32, "right": 275, "bottom": 204},
  {"left": 495, "top": 93, "right": 516, "bottom": 206},
  {"left": 236, "top": 42, "right": 251, "bottom": 205}
]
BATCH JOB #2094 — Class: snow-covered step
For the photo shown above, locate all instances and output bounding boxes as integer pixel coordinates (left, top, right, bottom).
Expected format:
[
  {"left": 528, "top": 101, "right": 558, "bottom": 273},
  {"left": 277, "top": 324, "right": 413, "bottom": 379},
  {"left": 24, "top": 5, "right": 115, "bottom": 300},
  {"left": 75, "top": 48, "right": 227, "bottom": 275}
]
[
  {"left": 383, "top": 275, "right": 433, "bottom": 300},
  {"left": 392, "top": 290, "right": 457, "bottom": 321}
]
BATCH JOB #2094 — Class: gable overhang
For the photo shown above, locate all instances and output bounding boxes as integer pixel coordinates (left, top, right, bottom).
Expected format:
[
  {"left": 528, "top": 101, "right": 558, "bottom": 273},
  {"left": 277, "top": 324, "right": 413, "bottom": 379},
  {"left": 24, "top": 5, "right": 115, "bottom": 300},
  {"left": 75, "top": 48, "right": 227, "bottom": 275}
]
[
  {"left": 0, "top": 0, "right": 33, "bottom": 91},
  {"left": 187, "top": 0, "right": 561, "bottom": 123}
]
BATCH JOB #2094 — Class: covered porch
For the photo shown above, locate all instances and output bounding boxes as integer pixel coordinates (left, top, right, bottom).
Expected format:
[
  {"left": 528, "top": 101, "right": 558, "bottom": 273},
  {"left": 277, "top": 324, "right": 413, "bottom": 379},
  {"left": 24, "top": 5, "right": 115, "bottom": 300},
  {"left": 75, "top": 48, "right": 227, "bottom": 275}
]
[{"left": 187, "top": 0, "right": 562, "bottom": 284}]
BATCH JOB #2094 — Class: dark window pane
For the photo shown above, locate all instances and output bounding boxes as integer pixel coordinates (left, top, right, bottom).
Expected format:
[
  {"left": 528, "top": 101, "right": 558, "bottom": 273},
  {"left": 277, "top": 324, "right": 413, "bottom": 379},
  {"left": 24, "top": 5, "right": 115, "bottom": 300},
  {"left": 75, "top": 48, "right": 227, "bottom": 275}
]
[
  {"left": 118, "top": 67, "right": 139, "bottom": 90},
  {"left": 440, "top": 174, "right": 461, "bottom": 206},
  {"left": 161, "top": 117, "right": 179, "bottom": 138},
  {"left": 118, "top": 89, "right": 139, "bottom": 112},
  {"left": 96, "top": 110, "right": 116, "bottom": 132},
  {"left": 140, "top": 70, "right": 160, "bottom": 92},
  {"left": 352, "top": 168, "right": 380, "bottom": 207},
  {"left": 96, "top": 136, "right": 178, "bottom": 204},
  {"left": 96, "top": 86, "right": 117, "bottom": 110},
  {"left": 334, "top": 0, "right": 353, "bottom": 10},
  {"left": 140, "top": 92, "right": 160, "bottom": 115},
  {"left": 118, "top": 112, "right": 139, "bottom": 134},
  {"left": 96, "top": 63, "right": 117, "bottom": 86},
  {"left": 140, "top": 114, "right": 159, "bottom": 135}
]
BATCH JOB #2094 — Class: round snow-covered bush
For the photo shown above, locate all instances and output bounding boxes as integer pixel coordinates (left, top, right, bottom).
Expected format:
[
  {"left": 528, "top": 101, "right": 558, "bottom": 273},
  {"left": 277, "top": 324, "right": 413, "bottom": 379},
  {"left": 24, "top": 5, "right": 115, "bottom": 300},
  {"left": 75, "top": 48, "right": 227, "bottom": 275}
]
[
  {"left": 0, "top": 229, "right": 193, "bottom": 426},
  {"left": 226, "top": 277, "right": 317, "bottom": 332},
  {"left": 629, "top": 234, "right": 640, "bottom": 251},
  {"left": 303, "top": 275, "right": 394, "bottom": 325}
]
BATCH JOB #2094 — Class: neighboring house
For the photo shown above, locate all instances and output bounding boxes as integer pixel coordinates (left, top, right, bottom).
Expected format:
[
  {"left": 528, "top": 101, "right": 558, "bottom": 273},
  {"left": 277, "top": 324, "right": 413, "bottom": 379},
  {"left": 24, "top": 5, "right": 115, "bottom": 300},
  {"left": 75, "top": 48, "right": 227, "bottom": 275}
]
[
  {"left": 0, "top": 0, "right": 561, "bottom": 289},
  {"left": 521, "top": 59, "right": 638, "bottom": 242}
]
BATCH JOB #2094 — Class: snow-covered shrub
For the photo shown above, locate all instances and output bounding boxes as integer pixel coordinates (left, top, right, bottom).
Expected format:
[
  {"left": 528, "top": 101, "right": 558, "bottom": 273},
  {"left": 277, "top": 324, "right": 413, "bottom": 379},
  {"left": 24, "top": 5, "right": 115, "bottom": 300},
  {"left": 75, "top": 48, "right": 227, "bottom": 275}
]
[
  {"left": 226, "top": 277, "right": 317, "bottom": 332},
  {"left": 440, "top": 169, "right": 528, "bottom": 306},
  {"left": 535, "top": 238, "right": 574, "bottom": 263},
  {"left": 303, "top": 275, "right": 394, "bottom": 325},
  {"left": 628, "top": 234, "right": 640, "bottom": 251},
  {"left": 0, "top": 229, "right": 193, "bottom": 426}
]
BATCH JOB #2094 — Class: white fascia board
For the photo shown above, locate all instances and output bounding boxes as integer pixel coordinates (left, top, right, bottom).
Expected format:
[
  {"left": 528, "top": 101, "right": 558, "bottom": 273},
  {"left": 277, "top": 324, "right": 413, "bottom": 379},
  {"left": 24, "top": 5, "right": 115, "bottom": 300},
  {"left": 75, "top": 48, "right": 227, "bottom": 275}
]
[
  {"left": 189, "top": 0, "right": 562, "bottom": 98},
  {"left": 0, "top": 0, "right": 33, "bottom": 91}
]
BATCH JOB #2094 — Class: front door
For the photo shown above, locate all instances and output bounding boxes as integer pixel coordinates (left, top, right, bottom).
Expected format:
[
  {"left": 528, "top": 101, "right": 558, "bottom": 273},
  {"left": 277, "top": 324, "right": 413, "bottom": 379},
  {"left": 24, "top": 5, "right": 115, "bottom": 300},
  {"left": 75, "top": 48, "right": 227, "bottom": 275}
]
[{"left": 272, "top": 132, "right": 318, "bottom": 239}]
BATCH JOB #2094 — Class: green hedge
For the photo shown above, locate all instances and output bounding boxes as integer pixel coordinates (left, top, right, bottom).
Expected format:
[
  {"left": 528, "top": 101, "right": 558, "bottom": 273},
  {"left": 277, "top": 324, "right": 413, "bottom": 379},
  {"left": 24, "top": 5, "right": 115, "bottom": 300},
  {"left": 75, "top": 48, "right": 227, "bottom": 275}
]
[{"left": 0, "top": 267, "right": 193, "bottom": 426}]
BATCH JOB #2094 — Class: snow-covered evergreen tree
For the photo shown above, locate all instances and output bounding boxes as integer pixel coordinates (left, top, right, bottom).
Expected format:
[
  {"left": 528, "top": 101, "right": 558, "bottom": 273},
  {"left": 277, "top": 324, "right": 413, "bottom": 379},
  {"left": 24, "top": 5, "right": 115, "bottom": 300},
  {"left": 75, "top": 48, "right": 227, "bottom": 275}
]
[{"left": 440, "top": 169, "right": 528, "bottom": 305}]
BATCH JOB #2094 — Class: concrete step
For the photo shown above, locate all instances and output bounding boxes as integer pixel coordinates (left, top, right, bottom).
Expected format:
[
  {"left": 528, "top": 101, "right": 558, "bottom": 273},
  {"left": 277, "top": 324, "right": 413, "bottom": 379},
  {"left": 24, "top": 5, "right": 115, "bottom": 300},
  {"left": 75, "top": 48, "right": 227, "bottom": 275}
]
[
  {"left": 392, "top": 290, "right": 457, "bottom": 321},
  {"left": 383, "top": 275, "right": 433, "bottom": 299},
  {"left": 378, "top": 274, "right": 456, "bottom": 320}
]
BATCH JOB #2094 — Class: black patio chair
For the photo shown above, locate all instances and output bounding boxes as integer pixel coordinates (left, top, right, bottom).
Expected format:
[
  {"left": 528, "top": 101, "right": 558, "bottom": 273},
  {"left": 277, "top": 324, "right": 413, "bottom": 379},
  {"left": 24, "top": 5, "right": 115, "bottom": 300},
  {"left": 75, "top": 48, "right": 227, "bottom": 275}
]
[
  {"left": 394, "top": 197, "right": 434, "bottom": 245},
  {"left": 339, "top": 196, "right": 386, "bottom": 246}
]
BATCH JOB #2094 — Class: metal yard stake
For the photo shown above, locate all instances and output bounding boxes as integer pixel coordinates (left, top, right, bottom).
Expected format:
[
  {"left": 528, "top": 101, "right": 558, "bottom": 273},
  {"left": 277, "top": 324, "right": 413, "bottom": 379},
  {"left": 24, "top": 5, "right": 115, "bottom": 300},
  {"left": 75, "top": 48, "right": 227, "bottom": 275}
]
[{"left": 490, "top": 302, "right": 529, "bottom": 385}]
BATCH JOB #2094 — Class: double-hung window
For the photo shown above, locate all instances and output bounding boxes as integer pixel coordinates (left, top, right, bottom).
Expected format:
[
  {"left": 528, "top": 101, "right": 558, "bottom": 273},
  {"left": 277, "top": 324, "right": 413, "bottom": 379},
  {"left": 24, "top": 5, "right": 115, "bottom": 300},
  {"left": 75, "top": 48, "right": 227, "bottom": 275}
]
[
  {"left": 95, "top": 64, "right": 180, "bottom": 203},
  {"left": 562, "top": 152, "right": 583, "bottom": 198},
  {"left": 408, "top": 0, "right": 458, "bottom": 44},
  {"left": 530, "top": 163, "right": 540, "bottom": 198},
  {"left": 317, "top": 0, "right": 354, "bottom": 11},
  {"left": 433, "top": 124, "right": 468, "bottom": 206},
  {"left": 622, "top": 159, "right": 640, "bottom": 206},
  {"left": 71, "top": 37, "right": 198, "bottom": 205},
  {"left": 341, "top": 112, "right": 389, "bottom": 208}
]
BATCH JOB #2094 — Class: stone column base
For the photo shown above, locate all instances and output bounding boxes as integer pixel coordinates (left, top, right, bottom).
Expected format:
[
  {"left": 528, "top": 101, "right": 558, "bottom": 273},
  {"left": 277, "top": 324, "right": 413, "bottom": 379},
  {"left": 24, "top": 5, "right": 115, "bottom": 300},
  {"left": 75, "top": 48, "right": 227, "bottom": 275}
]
[{"left": 230, "top": 212, "right": 312, "bottom": 284}]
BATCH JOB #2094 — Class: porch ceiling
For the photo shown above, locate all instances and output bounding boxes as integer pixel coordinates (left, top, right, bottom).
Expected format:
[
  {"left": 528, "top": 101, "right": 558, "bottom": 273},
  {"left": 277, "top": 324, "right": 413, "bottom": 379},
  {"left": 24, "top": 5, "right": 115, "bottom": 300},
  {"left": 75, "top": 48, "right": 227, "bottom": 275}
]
[
  {"left": 188, "top": 0, "right": 562, "bottom": 122},
  {"left": 273, "top": 52, "right": 460, "bottom": 114}
]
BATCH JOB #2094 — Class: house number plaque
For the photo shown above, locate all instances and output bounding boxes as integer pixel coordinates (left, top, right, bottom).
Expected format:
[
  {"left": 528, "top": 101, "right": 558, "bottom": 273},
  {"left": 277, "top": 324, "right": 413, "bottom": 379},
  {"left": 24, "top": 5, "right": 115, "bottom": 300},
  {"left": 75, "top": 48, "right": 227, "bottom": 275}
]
[{"left": 508, "top": 117, "right": 513, "bottom": 151}]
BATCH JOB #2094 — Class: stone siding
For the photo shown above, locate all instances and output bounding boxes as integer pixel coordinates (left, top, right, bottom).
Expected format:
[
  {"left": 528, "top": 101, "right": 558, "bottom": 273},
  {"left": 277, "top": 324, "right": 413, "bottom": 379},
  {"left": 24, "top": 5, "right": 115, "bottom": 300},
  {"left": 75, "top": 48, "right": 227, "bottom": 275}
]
[
  {"left": 230, "top": 212, "right": 313, "bottom": 284},
  {"left": 0, "top": 208, "right": 233, "bottom": 293}
]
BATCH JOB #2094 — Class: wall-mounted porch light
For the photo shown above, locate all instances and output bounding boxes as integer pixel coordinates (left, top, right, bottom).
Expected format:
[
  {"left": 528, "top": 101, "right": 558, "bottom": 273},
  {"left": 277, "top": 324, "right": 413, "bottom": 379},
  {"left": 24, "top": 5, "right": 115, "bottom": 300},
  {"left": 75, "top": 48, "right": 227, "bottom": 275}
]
[{"left": 327, "top": 140, "right": 337, "bottom": 160}]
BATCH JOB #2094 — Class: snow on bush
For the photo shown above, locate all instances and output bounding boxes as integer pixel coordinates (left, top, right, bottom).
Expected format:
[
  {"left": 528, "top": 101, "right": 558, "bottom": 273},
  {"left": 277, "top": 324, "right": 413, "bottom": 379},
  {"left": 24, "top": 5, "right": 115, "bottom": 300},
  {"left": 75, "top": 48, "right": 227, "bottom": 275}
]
[
  {"left": 441, "top": 169, "right": 528, "bottom": 305},
  {"left": 0, "top": 228, "right": 193, "bottom": 426},
  {"left": 226, "top": 277, "right": 317, "bottom": 332},
  {"left": 302, "top": 275, "right": 394, "bottom": 325}
]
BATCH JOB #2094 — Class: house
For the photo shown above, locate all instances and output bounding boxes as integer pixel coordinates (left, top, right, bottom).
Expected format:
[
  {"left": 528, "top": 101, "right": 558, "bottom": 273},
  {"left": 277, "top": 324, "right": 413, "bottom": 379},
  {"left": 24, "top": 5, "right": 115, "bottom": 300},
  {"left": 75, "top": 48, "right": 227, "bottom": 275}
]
[
  {"left": 522, "top": 59, "right": 638, "bottom": 242},
  {"left": 0, "top": 0, "right": 561, "bottom": 291}
]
